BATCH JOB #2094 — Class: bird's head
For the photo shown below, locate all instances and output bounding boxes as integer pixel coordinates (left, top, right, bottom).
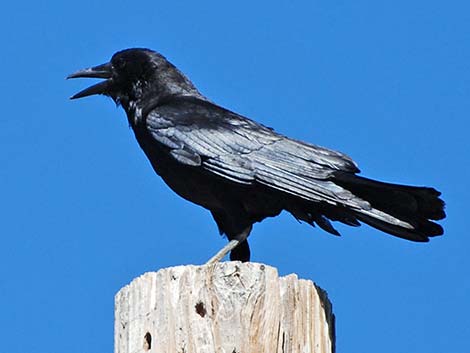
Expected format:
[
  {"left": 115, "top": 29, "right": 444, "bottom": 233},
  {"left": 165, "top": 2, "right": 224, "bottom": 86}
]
[{"left": 68, "top": 48, "right": 201, "bottom": 109}]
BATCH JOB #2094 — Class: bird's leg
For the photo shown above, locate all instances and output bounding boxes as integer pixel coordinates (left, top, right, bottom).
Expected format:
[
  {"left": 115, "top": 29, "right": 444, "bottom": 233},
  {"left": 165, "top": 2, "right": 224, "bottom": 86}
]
[
  {"left": 205, "top": 226, "right": 251, "bottom": 264},
  {"left": 205, "top": 240, "right": 240, "bottom": 265}
]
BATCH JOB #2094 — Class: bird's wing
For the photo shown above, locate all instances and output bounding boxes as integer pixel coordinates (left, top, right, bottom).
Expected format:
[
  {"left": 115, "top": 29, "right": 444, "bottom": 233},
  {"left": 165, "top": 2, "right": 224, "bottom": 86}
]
[{"left": 146, "top": 96, "right": 367, "bottom": 209}]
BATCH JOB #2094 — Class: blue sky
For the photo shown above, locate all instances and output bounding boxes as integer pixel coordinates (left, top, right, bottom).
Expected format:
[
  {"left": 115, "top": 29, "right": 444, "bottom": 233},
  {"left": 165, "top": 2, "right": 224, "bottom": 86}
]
[{"left": 1, "top": 1, "right": 468, "bottom": 352}]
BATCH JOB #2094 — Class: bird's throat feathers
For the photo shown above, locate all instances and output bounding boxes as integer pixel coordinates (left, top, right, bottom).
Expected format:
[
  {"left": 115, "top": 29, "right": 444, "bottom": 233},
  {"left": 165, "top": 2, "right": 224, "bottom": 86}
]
[{"left": 113, "top": 62, "right": 204, "bottom": 127}]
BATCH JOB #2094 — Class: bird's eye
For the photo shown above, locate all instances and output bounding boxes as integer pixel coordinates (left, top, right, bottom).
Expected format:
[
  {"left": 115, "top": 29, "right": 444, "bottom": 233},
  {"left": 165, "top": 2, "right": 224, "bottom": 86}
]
[{"left": 114, "top": 58, "right": 127, "bottom": 71}]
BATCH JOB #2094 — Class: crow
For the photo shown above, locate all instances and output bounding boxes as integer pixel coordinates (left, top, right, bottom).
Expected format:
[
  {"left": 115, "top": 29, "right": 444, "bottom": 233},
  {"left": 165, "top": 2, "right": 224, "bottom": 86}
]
[{"left": 68, "top": 48, "right": 445, "bottom": 263}]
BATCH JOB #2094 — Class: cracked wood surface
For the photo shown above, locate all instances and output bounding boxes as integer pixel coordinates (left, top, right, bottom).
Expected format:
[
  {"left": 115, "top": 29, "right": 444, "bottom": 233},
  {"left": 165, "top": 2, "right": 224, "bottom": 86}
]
[{"left": 115, "top": 262, "right": 335, "bottom": 353}]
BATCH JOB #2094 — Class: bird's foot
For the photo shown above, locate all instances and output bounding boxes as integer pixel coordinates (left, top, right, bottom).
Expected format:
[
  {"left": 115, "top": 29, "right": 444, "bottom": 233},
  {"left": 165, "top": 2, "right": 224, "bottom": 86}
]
[
  {"left": 205, "top": 239, "right": 240, "bottom": 265},
  {"left": 205, "top": 225, "right": 251, "bottom": 264}
]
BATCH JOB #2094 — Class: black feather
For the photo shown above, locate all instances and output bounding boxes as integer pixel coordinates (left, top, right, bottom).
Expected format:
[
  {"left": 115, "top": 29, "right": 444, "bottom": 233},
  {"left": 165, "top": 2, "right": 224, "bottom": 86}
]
[{"left": 69, "top": 48, "right": 446, "bottom": 261}]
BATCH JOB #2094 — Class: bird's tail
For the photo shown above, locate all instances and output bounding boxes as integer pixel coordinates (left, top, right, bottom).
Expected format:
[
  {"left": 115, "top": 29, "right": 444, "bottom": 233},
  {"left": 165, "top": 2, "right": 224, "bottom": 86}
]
[{"left": 333, "top": 172, "right": 446, "bottom": 241}]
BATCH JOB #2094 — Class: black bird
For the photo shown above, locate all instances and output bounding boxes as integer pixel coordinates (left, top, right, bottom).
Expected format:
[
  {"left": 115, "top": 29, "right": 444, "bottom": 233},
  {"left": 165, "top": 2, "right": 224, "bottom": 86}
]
[{"left": 68, "top": 48, "right": 445, "bottom": 263}]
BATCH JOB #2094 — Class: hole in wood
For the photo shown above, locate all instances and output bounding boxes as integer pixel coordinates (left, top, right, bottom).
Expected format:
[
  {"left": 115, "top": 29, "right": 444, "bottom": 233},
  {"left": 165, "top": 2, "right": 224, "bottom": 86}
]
[
  {"left": 195, "top": 301, "right": 207, "bottom": 317},
  {"left": 144, "top": 332, "right": 152, "bottom": 351}
]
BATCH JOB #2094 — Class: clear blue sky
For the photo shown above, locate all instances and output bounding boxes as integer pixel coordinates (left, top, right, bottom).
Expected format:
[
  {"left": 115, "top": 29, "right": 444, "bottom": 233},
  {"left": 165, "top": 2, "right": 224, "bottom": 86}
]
[{"left": 1, "top": 1, "right": 468, "bottom": 352}]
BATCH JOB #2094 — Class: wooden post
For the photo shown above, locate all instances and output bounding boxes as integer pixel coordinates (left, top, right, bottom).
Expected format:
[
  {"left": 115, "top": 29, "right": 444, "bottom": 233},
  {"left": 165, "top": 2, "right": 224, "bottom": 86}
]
[{"left": 115, "top": 262, "right": 335, "bottom": 353}]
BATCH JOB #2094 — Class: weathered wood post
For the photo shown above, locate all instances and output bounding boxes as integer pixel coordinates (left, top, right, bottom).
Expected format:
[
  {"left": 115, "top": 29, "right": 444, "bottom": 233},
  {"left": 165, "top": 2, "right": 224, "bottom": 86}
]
[{"left": 114, "top": 262, "right": 335, "bottom": 353}]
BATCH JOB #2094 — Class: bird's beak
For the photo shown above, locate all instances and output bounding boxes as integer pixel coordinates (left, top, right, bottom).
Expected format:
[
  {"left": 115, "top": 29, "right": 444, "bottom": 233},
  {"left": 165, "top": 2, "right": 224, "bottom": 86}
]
[{"left": 67, "top": 62, "right": 113, "bottom": 99}]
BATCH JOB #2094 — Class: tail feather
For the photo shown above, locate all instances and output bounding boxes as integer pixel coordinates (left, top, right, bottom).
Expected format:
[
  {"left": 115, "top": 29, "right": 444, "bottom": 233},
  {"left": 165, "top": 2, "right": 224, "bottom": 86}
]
[{"left": 332, "top": 172, "right": 446, "bottom": 241}]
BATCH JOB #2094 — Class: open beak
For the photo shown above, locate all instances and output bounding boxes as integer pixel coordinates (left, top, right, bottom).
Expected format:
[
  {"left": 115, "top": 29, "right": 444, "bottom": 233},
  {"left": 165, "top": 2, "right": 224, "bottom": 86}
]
[{"left": 67, "top": 62, "right": 113, "bottom": 99}]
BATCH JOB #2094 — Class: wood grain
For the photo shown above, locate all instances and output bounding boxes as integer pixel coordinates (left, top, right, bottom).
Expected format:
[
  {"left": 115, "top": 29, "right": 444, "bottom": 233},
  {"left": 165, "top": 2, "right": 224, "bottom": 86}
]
[{"left": 115, "top": 262, "right": 334, "bottom": 353}]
